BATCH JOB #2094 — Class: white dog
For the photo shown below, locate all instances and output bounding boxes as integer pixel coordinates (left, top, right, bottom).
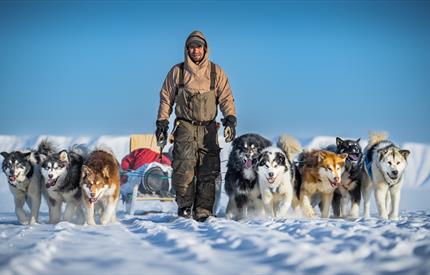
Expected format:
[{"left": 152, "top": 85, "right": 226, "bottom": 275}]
[
  {"left": 256, "top": 147, "right": 294, "bottom": 218},
  {"left": 362, "top": 132, "right": 410, "bottom": 220}
]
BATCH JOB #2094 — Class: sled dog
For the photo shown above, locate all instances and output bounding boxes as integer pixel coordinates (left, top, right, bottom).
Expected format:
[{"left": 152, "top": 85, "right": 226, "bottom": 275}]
[
  {"left": 295, "top": 150, "right": 347, "bottom": 218},
  {"left": 362, "top": 132, "right": 410, "bottom": 220},
  {"left": 256, "top": 136, "right": 300, "bottom": 218},
  {"left": 225, "top": 133, "right": 271, "bottom": 220},
  {"left": 81, "top": 149, "right": 120, "bottom": 225},
  {"left": 1, "top": 140, "right": 54, "bottom": 224},
  {"left": 328, "top": 137, "right": 363, "bottom": 219},
  {"left": 40, "top": 145, "right": 89, "bottom": 223}
]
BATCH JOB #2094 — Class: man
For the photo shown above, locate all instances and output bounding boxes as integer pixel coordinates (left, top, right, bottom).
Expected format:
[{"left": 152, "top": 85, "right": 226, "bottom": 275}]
[{"left": 155, "top": 31, "right": 237, "bottom": 222}]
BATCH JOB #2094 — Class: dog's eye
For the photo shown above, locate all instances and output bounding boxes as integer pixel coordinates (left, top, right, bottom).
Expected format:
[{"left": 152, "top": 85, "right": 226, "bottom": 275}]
[
  {"left": 396, "top": 161, "right": 400, "bottom": 165},
  {"left": 327, "top": 167, "right": 332, "bottom": 171},
  {"left": 388, "top": 161, "right": 392, "bottom": 165}
]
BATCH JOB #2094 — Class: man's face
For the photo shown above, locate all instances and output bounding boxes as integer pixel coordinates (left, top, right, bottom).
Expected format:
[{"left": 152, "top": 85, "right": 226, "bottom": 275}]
[{"left": 187, "top": 43, "right": 205, "bottom": 63}]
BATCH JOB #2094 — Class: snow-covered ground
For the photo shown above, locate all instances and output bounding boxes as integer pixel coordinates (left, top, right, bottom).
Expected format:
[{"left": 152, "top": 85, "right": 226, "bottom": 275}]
[{"left": 0, "top": 135, "right": 430, "bottom": 274}]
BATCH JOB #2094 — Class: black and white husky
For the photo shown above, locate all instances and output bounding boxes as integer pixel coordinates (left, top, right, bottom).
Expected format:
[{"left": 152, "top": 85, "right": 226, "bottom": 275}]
[
  {"left": 1, "top": 140, "right": 54, "bottom": 224},
  {"left": 328, "top": 137, "right": 363, "bottom": 219},
  {"left": 224, "top": 133, "right": 271, "bottom": 220},
  {"left": 256, "top": 135, "right": 300, "bottom": 218},
  {"left": 362, "top": 132, "right": 410, "bottom": 220},
  {"left": 40, "top": 145, "right": 89, "bottom": 224}
]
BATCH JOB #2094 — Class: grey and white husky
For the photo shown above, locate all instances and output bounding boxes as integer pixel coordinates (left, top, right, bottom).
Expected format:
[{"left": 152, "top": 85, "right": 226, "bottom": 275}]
[
  {"left": 1, "top": 140, "right": 54, "bottom": 224},
  {"left": 40, "top": 145, "right": 89, "bottom": 224},
  {"left": 362, "top": 132, "right": 410, "bottom": 220}
]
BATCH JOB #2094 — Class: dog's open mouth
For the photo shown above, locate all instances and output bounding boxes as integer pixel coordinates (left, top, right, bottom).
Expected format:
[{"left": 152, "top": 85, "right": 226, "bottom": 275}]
[
  {"left": 266, "top": 176, "right": 276, "bottom": 185},
  {"left": 387, "top": 172, "right": 398, "bottom": 180},
  {"left": 348, "top": 154, "right": 360, "bottom": 161},
  {"left": 89, "top": 197, "right": 98, "bottom": 204},
  {"left": 8, "top": 175, "right": 17, "bottom": 182},
  {"left": 244, "top": 158, "right": 253, "bottom": 169},
  {"left": 46, "top": 178, "right": 58, "bottom": 188},
  {"left": 329, "top": 179, "right": 340, "bottom": 188},
  {"left": 88, "top": 193, "right": 101, "bottom": 204}
]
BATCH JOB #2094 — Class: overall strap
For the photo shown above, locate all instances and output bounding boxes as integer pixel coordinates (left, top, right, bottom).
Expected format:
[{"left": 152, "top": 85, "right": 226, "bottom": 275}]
[
  {"left": 175, "top": 62, "right": 185, "bottom": 97},
  {"left": 210, "top": 61, "right": 216, "bottom": 91}
]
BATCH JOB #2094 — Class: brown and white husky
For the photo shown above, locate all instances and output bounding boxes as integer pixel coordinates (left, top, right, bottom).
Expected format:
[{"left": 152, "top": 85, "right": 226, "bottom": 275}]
[
  {"left": 294, "top": 150, "right": 347, "bottom": 218},
  {"left": 80, "top": 149, "right": 120, "bottom": 225}
]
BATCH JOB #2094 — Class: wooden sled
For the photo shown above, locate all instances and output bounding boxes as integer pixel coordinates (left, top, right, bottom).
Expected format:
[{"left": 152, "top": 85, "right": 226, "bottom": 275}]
[{"left": 124, "top": 134, "right": 174, "bottom": 215}]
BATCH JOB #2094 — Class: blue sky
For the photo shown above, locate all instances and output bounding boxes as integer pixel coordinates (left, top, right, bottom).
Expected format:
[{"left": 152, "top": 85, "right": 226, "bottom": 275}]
[{"left": 0, "top": 1, "right": 429, "bottom": 143}]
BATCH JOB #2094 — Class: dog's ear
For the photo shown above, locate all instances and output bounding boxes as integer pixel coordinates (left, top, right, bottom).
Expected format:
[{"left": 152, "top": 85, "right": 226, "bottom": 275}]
[
  {"left": 318, "top": 151, "right": 328, "bottom": 162},
  {"left": 257, "top": 153, "right": 267, "bottom": 167},
  {"left": 336, "top": 137, "right": 344, "bottom": 148},
  {"left": 59, "top": 150, "right": 69, "bottom": 163},
  {"left": 23, "top": 152, "right": 32, "bottom": 160},
  {"left": 276, "top": 153, "right": 286, "bottom": 166},
  {"left": 81, "top": 165, "right": 91, "bottom": 178},
  {"left": 356, "top": 138, "right": 361, "bottom": 143},
  {"left": 102, "top": 166, "right": 110, "bottom": 179},
  {"left": 0, "top": 152, "right": 9, "bottom": 159},
  {"left": 377, "top": 148, "right": 388, "bottom": 161},
  {"left": 400, "top": 150, "right": 410, "bottom": 160},
  {"left": 339, "top": 153, "right": 348, "bottom": 161}
]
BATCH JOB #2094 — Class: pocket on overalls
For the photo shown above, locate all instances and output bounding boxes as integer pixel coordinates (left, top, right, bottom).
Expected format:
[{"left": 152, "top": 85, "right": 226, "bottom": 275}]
[{"left": 173, "top": 122, "right": 196, "bottom": 161}]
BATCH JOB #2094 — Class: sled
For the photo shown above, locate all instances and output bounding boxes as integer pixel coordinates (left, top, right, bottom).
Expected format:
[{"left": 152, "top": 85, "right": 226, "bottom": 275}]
[{"left": 121, "top": 134, "right": 175, "bottom": 215}]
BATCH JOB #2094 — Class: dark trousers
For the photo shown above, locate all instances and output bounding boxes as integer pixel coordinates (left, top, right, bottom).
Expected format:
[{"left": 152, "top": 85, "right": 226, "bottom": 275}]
[{"left": 172, "top": 120, "right": 220, "bottom": 218}]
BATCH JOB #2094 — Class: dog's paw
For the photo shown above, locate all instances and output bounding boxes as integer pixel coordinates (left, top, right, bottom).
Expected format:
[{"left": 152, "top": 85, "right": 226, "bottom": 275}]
[
  {"left": 389, "top": 214, "right": 399, "bottom": 221},
  {"left": 379, "top": 214, "right": 389, "bottom": 220},
  {"left": 303, "top": 207, "right": 315, "bottom": 218},
  {"left": 86, "top": 220, "right": 97, "bottom": 226}
]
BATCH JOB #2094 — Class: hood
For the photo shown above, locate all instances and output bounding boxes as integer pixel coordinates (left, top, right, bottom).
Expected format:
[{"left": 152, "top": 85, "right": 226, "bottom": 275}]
[{"left": 184, "top": 31, "right": 210, "bottom": 75}]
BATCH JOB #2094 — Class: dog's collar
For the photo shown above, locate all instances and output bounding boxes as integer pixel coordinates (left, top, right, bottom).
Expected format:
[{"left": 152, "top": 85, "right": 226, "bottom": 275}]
[
  {"left": 269, "top": 184, "right": 280, "bottom": 194},
  {"left": 388, "top": 175, "right": 403, "bottom": 189}
]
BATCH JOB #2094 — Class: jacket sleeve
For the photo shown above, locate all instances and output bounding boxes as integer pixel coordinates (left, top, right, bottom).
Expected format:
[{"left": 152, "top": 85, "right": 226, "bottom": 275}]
[
  {"left": 216, "top": 65, "right": 236, "bottom": 117},
  {"left": 157, "top": 66, "right": 178, "bottom": 121}
]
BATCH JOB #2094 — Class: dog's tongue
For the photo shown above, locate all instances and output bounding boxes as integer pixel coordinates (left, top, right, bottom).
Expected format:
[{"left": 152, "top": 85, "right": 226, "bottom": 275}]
[
  {"left": 89, "top": 198, "right": 97, "bottom": 204},
  {"left": 267, "top": 177, "right": 275, "bottom": 184},
  {"left": 349, "top": 154, "right": 359, "bottom": 161},
  {"left": 245, "top": 159, "right": 253, "bottom": 169},
  {"left": 46, "top": 179, "right": 56, "bottom": 188},
  {"left": 9, "top": 175, "right": 16, "bottom": 182}
]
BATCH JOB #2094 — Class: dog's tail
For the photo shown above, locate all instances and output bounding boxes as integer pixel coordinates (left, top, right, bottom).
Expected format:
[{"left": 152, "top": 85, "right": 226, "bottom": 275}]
[
  {"left": 30, "top": 138, "right": 57, "bottom": 164},
  {"left": 368, "top": 131, "right": 389, "bottom": 146},
  {"left": 70, "top": 144, "right": 91, "bottom": 160},
  {"left": 277, "top": 134, "right": 302, "bottom": 160},
  {"left": 37, "top": 139, "right": 56, "bottom": 156}
]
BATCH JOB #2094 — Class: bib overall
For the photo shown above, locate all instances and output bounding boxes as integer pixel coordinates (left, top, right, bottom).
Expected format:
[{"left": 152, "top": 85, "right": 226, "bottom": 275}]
[{"left": 172, "top": 62, "right": 221, "bottom": 218}]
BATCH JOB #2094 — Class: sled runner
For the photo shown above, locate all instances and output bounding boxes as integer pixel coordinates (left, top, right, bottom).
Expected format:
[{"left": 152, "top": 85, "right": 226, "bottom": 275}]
[{"left": 120, "top": 134, "right": 175, "bottom": 215}]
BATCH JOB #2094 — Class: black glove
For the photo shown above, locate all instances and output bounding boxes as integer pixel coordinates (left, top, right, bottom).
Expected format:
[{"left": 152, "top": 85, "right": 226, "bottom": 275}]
[
  {"left": 221, "top": 115, "right": 237, "bottom": 143},
  {"left": 155, "top": 120, "right": 169, "bottom": 146}
]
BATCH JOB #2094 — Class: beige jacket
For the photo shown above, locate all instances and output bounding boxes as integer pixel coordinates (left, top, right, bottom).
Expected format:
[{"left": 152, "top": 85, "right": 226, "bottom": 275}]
[{"left": 157, "top": 31, "right": 236, "bottom": 121}]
